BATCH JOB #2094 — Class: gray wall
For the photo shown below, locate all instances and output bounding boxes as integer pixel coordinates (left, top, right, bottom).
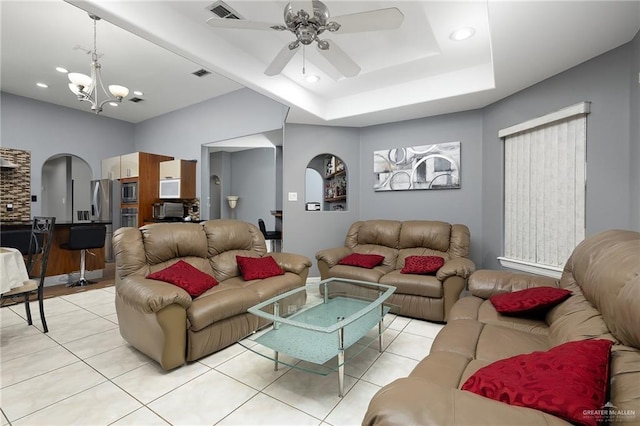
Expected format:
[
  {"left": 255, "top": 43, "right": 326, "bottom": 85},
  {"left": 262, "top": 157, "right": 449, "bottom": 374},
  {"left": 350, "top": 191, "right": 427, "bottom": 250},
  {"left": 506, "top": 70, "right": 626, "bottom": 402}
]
[
  {"left": 631, "top": 32, "right": 640, "bottom": 231},
  {"left": 0, "top": 92, "right": 135, "bottom": 217},
  {"left": 133, "top": 88, "right": 289, "bottom": 211},
  {"left": 2, "top": 34, "right": 637, "bottom": 277},
  {"left": 282, "top": 124, "right": 361, "bottom": 275},
  {"left": 359, "top": 110, "right": 484, "bottom": 264},
  {"left": 230, "top": 147, "right": 276, "bottom": 228},
  {"left": 481, "top": 39, "right": 637, "bottom": 269}
]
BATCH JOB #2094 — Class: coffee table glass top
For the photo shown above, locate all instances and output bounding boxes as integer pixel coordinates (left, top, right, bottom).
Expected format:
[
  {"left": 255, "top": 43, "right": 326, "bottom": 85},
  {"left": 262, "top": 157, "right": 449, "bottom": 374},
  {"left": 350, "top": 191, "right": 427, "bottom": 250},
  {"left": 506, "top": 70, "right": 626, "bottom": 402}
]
[{"left": 244, "top": 278, "right": 396, "bottom": 367}]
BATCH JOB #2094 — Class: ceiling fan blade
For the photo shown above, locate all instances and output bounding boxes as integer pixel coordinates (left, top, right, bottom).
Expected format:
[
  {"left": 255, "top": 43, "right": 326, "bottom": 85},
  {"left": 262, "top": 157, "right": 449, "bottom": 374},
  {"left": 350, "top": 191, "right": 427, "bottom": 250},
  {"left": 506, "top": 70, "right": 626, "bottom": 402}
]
[
  {"left": 206, "top": 17, "right": 280, "bottom": 31},
  {"left": 265, "top": 44, "right": 299, "bottom": 76},
  {"left": 316, "top": 40, "right": 361, "bottom": 77},
  {"left": 331, "top": 8, "right": 404, "bottom": 34}
]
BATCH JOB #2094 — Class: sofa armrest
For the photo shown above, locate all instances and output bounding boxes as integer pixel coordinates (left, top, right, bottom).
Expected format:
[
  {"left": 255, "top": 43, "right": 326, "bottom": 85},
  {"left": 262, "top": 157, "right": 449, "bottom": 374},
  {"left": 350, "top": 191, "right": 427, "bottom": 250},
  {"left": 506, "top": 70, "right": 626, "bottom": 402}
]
[
  {"left": 267, "top": 253, "right": 312, "bottom": 275},
  {"left": 468, "top": 269, "right": 560, "bottom": 299},
  {"left": 363, "top": 378, "right": 570, "bottom": 426},
  {"left": 436, "top": 257, "right": 476, "bottom": 281},
  {"left": 116, "top": 275, "right": 193, "bottom": 314},
  {"left": 315, "top": 247, "right": 352, "bottom": 268}
]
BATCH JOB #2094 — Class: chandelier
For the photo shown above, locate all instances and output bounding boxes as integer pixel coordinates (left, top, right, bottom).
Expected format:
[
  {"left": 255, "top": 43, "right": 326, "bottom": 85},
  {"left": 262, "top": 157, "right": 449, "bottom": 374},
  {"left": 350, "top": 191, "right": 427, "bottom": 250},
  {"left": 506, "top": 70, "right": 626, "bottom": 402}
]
[{"left": 67, "top": 14, "right": 129, "bottom": 113}]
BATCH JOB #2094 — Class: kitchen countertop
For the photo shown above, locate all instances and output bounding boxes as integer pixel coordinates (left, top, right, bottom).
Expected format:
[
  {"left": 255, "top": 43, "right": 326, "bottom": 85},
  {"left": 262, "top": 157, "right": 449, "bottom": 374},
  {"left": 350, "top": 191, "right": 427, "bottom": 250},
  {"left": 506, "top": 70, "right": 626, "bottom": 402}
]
[
  {"left": 144, "top": 218, "right": 193, "bottom": 223},
  {"left": 1, "top": 220, "right": 112, "bottom": 227}
]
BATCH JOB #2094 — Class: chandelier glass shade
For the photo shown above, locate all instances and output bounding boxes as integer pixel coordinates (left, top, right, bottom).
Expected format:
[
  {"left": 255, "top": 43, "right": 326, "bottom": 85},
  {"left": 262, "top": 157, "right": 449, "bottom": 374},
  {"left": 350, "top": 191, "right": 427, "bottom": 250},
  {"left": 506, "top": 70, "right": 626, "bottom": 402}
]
[{"left": 67, "top": 15, "right": 129, "bottom": 113}]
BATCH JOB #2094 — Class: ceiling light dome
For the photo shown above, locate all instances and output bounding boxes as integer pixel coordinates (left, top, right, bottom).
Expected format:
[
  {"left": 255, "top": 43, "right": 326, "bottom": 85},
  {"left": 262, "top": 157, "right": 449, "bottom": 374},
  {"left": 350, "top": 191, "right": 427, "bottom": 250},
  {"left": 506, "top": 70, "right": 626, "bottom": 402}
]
[{"left": 450, "top": 27, "right": 475, "bottom": 41}]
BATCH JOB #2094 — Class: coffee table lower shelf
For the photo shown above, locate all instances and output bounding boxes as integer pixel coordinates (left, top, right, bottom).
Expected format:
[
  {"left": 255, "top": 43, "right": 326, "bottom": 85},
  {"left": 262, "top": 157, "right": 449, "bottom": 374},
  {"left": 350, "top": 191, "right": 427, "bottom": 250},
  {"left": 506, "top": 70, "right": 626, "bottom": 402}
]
[{"left": 243, "top": 291, "right": 394, "bottom": 397}]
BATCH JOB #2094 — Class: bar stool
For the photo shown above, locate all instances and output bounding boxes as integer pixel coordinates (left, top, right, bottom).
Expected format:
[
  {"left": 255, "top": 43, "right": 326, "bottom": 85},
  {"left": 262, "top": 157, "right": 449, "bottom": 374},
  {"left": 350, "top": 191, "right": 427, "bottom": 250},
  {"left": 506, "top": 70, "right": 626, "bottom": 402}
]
[
  {"left": 60, "top": 225, "right": 106, "bottom": 287},
  {"left": 258, "top": 218, "right": 281, "bottom": 252}
]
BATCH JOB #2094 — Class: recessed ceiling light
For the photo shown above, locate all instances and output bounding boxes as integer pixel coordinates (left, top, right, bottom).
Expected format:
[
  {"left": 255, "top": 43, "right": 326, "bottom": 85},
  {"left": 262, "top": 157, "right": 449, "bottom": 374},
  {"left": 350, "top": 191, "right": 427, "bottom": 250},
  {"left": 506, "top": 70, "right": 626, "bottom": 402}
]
[
  {"left": 305, "top": 74, "right": 320, "bottom": 83},
  {"left": 36, "top": 82, "right": 48, "bottom": 88},
  {"left": 133, "top": 90, "right": 144, "bottom": 96},
  {"left": 450, "top": 27, "right": 475, "bottom": 41},
  {"left": 56, "top": 67, "right": 69, "bottom": 73},
  {"left": 109, "top": 102, "right": 119, "bottom": 107}
]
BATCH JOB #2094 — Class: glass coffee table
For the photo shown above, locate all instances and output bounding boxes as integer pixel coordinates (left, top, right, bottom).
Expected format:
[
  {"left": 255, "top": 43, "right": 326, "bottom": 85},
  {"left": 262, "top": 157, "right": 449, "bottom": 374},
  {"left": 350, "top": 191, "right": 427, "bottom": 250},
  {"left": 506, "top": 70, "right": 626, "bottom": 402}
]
[{"left": 242, "top": 278, "right": 396, "bottom": 397}]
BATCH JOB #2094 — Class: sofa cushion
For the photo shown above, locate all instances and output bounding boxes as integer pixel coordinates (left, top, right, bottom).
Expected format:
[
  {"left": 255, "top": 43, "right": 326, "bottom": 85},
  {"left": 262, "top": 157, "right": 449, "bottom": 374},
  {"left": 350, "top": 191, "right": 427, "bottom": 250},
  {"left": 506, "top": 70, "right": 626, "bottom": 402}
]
[
  {"left": 461, "top": 339, "right": 613, "bottom": 426},
  {"left": 490, "top": 287, "right": 571, "bottom": 315},
  {"left": 146, "top": 260, "right": 218, "bottom": 298},
  {"left": 397, "top": 220, "right": 451, "bottom": 252},
  {"left": 236, "top": 255, "right": 284, "bottom": 280},
  {"left": 338, "top": 253, "right": 385, "bottom": 269},
  {"left": 401, "top": 255, "right": 445, "bottom": 275},
  {"left": 380, "top": 271, "right": 443, "bottom": 298},
  {"left": 328, "top": 265, "right": 387, "bottom": 283},
  {"left": 188, "top": 283, "right": 260, "bottom": 329}
]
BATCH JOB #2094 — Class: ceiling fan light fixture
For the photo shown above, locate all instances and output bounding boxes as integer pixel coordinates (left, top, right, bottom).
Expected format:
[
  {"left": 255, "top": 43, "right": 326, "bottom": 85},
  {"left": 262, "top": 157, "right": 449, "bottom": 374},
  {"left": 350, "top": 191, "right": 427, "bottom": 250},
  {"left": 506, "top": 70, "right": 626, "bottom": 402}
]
[
  {"left": 450, "top": 27, "right": 475, "bottom": 41},
  {"left": 305, "top": 74, "right": 320, "bottom": 83}
]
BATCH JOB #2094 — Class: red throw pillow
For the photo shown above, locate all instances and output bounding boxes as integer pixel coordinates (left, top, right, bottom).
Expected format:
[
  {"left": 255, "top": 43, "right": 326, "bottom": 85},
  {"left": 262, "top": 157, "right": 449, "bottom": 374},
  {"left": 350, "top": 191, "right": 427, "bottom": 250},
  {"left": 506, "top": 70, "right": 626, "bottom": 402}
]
[
  {"left": 490, "top": 287, "right": 571, "bottom": 315},
  {"left": 462, "top": 339, "right": 613, "bottom": 426},
  {"left": 337, "top": 253, "right": 385, "bottom": 269},
  {"left": 146, "top": 260, "right": 218, "bottom": 298},
  {"left": 236, "top": 255, "right": 284, "bottom": 280},
  {"left": 401, "top": 255, "right": 445, "bottom": 274}
]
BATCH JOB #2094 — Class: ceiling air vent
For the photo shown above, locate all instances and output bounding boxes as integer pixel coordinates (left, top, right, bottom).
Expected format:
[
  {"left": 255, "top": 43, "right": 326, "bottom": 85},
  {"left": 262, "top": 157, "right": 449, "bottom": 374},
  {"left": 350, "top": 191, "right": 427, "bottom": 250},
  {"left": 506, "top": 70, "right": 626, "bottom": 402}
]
[
  {"left": 192, "top": 69, "right": 212, "bottom": 78},
  {"left": 129, "top": 97, "right": 144, "bottom": 103},
  {"left": 208, "top": 1, "right": 243, "bottom": 20}
]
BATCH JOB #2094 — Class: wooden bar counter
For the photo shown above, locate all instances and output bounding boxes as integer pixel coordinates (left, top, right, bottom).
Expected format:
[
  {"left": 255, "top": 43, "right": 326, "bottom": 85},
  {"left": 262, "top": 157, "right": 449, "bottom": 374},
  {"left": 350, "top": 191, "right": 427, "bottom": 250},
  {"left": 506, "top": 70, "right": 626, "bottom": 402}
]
[{"left": 0, "top": 221, "right": 109, "bottom": 276}]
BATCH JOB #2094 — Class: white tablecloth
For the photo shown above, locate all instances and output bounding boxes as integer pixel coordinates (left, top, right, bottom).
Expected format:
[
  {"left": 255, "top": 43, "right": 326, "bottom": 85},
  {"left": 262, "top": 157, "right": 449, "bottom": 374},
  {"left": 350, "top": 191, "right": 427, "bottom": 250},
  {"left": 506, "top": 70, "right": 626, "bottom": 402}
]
[{"left": 0, "top": 247, "right": 29, "bottom": 294}]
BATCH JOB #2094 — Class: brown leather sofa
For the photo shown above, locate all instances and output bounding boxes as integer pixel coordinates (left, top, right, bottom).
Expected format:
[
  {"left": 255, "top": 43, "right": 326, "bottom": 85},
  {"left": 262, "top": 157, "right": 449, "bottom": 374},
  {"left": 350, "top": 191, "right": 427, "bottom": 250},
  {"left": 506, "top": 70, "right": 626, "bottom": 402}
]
[
  {"left": 112, "top": 220, "right": 311, "bottom": 370},
  {"left": 316, "top": 220, "right": 475, "bottom": 322},
  {"left": 363, "top": 229, "right": 640, "bottom": 425}
]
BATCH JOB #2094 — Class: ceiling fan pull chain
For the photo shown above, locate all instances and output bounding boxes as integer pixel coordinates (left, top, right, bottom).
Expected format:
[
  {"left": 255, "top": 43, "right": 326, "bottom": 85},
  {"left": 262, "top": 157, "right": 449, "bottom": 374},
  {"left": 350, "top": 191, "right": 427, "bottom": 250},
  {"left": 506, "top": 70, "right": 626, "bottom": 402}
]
[{"left": 302, "top": 45, "right": 306, "bottom": 75}]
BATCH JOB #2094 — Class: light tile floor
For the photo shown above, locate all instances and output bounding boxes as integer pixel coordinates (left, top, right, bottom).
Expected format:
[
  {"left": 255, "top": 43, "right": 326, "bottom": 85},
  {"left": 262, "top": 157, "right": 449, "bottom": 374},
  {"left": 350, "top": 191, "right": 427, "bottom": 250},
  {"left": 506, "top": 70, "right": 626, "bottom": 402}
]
[{"left": 1, "top": 286, "right": 443, "bottom": 426}]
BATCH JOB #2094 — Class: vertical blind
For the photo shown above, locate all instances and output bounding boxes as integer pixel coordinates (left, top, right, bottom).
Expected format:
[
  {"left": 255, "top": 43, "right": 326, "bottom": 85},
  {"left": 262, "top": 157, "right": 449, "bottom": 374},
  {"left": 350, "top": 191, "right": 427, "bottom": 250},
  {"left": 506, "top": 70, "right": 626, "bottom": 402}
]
[{"left": 498, "top": 102, "right": 589, "bottom": 276}]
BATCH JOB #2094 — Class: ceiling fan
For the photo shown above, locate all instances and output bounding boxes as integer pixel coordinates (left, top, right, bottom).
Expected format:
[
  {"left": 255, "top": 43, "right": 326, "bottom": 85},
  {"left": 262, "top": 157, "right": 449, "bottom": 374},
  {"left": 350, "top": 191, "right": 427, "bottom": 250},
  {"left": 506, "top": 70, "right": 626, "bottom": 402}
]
[{"left": 206, "top": 0, "right": 404, "bottom": 78}]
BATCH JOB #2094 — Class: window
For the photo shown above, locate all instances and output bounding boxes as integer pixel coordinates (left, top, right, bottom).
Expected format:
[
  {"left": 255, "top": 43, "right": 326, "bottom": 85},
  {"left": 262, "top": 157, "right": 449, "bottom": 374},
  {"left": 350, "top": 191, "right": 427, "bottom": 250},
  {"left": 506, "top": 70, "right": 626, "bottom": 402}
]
[{"left": 498, "top": 102, "right": 589, "bottom": 278}]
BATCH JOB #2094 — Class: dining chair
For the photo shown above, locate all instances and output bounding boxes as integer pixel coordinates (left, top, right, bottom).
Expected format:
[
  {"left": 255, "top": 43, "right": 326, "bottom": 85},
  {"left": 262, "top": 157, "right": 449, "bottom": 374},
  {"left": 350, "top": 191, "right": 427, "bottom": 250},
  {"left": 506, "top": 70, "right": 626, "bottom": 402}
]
[{"left": 1, "top": 216, "right": 56, "bottom": 332}]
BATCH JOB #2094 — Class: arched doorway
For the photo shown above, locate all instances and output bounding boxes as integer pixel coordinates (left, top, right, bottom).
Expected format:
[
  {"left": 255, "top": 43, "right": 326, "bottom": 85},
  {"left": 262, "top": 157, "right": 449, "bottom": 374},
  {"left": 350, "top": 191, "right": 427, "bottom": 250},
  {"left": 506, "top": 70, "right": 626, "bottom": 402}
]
[{"left": 41, "top": 154, "right": 92, "bottom": 222}]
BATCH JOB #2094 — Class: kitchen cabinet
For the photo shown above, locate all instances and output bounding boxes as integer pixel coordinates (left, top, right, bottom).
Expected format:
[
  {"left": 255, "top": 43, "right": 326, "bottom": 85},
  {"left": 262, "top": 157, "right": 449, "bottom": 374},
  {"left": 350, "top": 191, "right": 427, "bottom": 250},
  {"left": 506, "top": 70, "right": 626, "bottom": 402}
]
[
  {"left": 101, "top": 156, "right": 121, "bottom": 180},
  {"left": 101, "top": 152, "right": 174, "bottom": 227},
  {"left": 100, "top": 152, "right": 140, "bottom": 179},
  {"left": 159, "top": 159, "right": 196, "bottom": 199},
  {"left": 120, "top": 152, "right": 140, "bottom": 178}
]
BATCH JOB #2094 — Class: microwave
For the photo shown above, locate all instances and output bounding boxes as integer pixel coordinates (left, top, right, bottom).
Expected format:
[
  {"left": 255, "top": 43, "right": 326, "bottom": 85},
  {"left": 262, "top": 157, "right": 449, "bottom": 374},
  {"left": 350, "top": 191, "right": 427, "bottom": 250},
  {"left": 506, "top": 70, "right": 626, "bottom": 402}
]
[
  {"left": 159, "top": 179, "right": 181, "bottom": 199},
  {"left": 153, "top": 202, "right": 184, "bottom": 219},
  {"left": 121, "top": 181, "right": 138, "bottom": 203}
]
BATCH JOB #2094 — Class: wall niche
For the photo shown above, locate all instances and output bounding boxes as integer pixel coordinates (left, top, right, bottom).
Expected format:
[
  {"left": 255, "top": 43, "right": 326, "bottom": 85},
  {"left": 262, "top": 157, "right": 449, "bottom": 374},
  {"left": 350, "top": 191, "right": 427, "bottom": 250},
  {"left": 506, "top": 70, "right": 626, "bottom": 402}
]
[{"left": 305, "top": 154, "right": 348, "bottom": 212}]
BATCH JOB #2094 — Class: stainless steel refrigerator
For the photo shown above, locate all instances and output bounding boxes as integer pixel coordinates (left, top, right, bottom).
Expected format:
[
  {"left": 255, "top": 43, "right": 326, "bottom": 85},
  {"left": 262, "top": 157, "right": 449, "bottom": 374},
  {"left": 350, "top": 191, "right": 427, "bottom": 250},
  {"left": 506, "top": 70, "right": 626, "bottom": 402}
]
[{"left": 90, "top": 179, "right": 121, "bottom": 262}]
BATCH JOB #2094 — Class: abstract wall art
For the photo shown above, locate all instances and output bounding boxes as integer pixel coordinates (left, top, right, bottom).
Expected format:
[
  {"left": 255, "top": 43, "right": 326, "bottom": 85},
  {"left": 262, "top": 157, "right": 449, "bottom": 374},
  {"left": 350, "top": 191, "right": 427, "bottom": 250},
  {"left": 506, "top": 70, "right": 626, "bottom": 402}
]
[{"left": 373, "top": 141, "right": 460, "bottom": 191}]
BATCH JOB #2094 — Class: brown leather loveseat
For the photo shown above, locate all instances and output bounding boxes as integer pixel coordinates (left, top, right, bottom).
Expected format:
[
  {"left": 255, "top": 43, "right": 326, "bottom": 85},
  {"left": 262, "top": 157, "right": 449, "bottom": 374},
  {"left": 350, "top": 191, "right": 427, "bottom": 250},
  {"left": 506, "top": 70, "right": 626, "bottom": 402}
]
[
  {"left": 113, "top": 220, "right": 311, "bottom": 370},
  {"left": 316, "top": 220, "right": 475, "bottom": 322},
  {"left": 364, "top": 229, "right": 640, "bottom": 425}
]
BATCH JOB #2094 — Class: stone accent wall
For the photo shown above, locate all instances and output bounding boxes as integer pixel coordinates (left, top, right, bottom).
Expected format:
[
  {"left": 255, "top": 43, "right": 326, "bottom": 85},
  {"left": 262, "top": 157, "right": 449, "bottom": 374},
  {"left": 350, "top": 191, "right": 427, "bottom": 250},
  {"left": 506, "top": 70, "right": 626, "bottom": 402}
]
[{"left": 0, "top": 148, "right": 31, "bottom": 222}]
